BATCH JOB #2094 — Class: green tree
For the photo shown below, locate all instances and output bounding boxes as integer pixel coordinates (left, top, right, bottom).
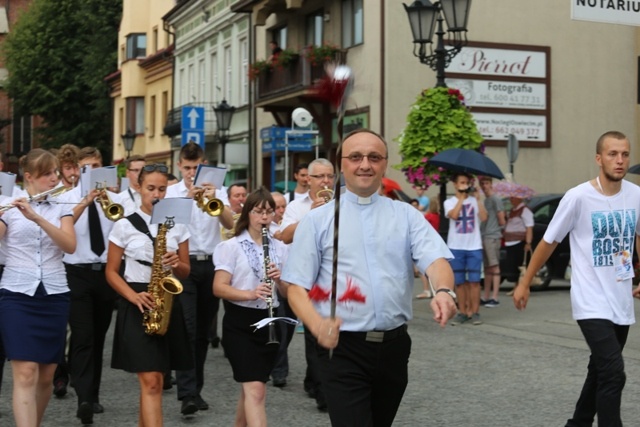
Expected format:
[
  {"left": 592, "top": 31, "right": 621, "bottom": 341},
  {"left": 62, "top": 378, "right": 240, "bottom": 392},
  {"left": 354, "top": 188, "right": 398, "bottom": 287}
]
[
  {"left": 3, "top": 0, "right": 121, "bottom": 155},
  {"left": 395, "top": 87, "right": 484, "bottom": 189}
]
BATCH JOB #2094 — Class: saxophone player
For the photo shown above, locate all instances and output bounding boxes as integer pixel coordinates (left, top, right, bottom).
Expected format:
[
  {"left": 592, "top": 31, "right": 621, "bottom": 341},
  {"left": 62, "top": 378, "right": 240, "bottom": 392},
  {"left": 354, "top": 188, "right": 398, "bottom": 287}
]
[
  {"left": 105, "top": 164, "right": 192, "bottom": 426},
  {"left": 213, "top": 188, "right": 288, "bottom": 427},
  {"left": 165, "top": 142, "right": 234, "bottom": 415}
]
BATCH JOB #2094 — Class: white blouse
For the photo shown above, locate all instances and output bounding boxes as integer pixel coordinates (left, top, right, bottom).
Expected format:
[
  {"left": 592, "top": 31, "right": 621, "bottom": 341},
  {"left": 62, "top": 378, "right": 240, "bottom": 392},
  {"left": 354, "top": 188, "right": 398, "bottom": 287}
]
[
  {"left": 214, "top": 229, "right": 288, "bottom": 309},
  {"left": 109, "top": 209, "right": 190, "bottom": 283},
  {"left": 0, "top": 198, "right": 74, "bottom": 296}
]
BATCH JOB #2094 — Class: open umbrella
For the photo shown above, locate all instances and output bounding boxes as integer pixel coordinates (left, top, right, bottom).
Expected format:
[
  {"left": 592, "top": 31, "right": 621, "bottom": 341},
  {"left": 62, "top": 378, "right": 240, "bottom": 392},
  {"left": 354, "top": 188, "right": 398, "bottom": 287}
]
[
  {"left": 629, "top": 164, "right": 640, "bottom": 174},
  {"left": 492, "top": 181, "right": 535, "bottom": 199},
  {"left": 429, "top": 148, "right": 505, "bottom": 179}
]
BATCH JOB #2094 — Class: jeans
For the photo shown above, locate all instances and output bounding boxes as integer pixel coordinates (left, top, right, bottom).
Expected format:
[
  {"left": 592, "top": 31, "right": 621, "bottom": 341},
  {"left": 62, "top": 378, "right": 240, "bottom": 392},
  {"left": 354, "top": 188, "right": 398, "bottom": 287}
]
[{"left": 566, "top": 319, "right": 629, "bottom": 427}]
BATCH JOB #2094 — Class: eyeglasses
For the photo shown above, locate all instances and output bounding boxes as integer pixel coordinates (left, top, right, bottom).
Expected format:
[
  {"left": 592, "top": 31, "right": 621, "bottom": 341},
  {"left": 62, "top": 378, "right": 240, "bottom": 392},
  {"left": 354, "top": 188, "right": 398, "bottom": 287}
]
[
  {"left": 127, "top": 168, "right": 142, "bottom": 173},
  {"left": 143, "top": 164, "right": 168, "bottom": 173},
  {"left": 309, "top": 174, "right": 336, "bottom": 180},
  {"left": 342, "top": 153, "right": 388, "bottom": 164},
  {"left": 250, "top": 209, "right": 276, "bottom": 217}
]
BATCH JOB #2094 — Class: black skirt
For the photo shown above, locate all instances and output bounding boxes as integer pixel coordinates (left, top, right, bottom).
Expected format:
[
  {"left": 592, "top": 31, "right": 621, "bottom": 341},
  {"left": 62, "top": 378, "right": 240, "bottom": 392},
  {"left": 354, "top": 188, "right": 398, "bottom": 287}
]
[
  {"left": 223, "top": 301, "right": 280, "bottom": 383},
  {"left": 111, "top": 282, "right": 193, "bottom": 373},
  {"left": 0, "top": 284, "right": 69, "bottom": 364}
]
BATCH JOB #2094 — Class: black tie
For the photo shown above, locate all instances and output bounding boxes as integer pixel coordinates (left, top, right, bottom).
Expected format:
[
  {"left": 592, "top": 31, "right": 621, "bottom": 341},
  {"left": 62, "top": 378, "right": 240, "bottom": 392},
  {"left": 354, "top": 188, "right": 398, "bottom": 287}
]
[{"left": 88, "top": 202, "right": 105, "bottom": 257}]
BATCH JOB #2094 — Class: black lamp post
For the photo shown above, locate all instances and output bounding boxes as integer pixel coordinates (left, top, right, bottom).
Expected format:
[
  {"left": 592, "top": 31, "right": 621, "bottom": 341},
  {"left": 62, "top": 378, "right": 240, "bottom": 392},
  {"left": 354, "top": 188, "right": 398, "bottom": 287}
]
[
  {"left": 404, "top": 0, "right": 471, "bottom": 87},
  {"left": 121, "top": 129, "right": 136, "bottom": 159},
  {"left": 213, "top": 99, "right": 236, "bottom": 164}
]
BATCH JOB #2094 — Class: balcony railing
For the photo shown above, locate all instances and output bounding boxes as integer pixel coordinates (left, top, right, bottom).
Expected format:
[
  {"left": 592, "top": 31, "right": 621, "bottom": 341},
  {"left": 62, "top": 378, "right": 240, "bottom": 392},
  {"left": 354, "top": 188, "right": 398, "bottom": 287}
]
[
  {"left": 255, "top": 50, "right": 347, "bottom": 103},
  {"left": 163, "top": 102, "right": 219, "bottom": 137}
]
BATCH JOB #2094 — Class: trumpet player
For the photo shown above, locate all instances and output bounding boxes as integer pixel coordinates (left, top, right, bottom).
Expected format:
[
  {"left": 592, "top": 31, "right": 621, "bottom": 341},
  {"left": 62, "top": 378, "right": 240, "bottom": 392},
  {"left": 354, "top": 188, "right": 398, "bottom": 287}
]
[
  {"left": 277, "top": 157, "right": 334, "bottom": 411},
  {"left": 114, "top": 154, "right": 146, "bottom": 215},
  {"left": 165, "top": 142, "right": 234, "bottom": 415},
  {"left": 55, "top": 144, "right": 80, "bottom": 189},
  {"left": 213, "top": 188, "right": 288, "bottom": 427},
  {"left": 57, "top": 146, "right": 119, "bottom": 424}
]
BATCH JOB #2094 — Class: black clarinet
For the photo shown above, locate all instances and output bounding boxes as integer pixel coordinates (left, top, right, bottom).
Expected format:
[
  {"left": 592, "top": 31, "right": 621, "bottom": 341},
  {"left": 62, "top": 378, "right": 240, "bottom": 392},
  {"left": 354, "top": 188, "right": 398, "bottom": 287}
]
[{"left": 262, "top": 225, "right": 279, "bottom": 345}]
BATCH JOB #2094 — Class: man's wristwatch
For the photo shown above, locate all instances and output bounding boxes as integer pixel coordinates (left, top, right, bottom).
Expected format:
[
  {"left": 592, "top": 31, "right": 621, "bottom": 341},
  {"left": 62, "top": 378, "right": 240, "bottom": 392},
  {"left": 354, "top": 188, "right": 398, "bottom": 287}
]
[{"left": 436, "top": 288, "right": 458, "bottom": 304}]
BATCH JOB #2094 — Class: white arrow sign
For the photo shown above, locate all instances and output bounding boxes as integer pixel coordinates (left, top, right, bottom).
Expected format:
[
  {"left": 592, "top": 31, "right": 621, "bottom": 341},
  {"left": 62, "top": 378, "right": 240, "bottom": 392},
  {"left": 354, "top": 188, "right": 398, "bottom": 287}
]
[{"left": 188, "top": 108, "right": 200, "bottom": 129}]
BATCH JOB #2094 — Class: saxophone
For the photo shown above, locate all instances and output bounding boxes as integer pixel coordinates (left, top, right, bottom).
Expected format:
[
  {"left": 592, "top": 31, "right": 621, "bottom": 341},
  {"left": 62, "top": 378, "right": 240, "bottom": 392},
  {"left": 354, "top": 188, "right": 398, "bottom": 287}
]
[{"left": 142, "top": 216, "right": 184, "bottom": 336}]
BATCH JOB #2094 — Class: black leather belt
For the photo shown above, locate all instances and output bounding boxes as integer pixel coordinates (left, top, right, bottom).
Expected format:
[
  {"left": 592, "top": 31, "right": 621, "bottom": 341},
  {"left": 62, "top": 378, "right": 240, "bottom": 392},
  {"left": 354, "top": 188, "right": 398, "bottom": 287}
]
[
  {"left": 69, "top": 263, "right": 106, "bottom": 271},
  {"left": 343, "top": 324, "right": 408, "bottom": 343},
  {"left": 189, "top": 254, "right": 212, "bottom": 262}
]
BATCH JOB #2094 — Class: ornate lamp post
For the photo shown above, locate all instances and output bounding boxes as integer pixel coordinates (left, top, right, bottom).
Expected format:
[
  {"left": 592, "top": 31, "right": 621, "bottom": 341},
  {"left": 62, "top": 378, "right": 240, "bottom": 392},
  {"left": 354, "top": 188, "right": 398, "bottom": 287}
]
[
  {"left": 213, "top": 99, "right": 236, "bottom": 164},
  {"left": 404, "top": 0, "right": 471, "bottom": 87},
  {"left": 121, "top": 129, "right": 136, "bottom": 159}
]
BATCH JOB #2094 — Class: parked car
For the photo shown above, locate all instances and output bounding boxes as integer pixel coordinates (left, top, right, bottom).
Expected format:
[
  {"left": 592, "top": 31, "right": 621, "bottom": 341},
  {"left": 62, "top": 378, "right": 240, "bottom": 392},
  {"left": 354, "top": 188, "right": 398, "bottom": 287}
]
[{"left": 500, "top": 193, "right": 571, "bottom": 290}]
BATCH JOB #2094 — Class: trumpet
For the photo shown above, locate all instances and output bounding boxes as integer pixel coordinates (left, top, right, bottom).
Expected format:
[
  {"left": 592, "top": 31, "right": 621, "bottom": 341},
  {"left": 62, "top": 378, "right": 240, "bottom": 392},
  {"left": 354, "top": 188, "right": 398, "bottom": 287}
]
[
  {"left": 0, "top": 186, "right": 70, "bottom": 213},
  {"left": 316, "top": 186, "right": 334, "bottom": 203},
  {"left": 193, "top": 188, "right": 224, "bottom": 217},
  {"left": 95, "top": 183, "right": 124, "bottom": 221}
]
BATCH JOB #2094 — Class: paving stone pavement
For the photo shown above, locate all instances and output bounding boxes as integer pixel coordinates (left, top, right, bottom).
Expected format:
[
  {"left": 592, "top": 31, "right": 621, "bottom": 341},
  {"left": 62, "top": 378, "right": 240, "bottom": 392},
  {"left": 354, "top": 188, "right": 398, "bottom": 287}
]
[{"left": 1, "top": 280, "right": 640, "bottom": 426}]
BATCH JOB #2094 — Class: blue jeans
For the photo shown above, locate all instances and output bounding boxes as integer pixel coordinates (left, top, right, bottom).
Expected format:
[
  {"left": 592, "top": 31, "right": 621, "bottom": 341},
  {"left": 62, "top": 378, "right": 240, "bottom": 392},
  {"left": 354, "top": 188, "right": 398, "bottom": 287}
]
[{"left": 566, "top": 319, "right": 628, "bottom": 427}]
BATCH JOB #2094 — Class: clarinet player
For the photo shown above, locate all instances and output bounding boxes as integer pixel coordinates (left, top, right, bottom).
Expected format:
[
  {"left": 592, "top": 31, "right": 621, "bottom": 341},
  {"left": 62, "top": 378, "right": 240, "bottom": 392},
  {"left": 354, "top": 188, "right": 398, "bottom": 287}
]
[
  {"left": 213, "top": 188, "right": 288, "bottom": 427},
  {"left": 105, "top": 164, "right": 192, "bottom": 426}
]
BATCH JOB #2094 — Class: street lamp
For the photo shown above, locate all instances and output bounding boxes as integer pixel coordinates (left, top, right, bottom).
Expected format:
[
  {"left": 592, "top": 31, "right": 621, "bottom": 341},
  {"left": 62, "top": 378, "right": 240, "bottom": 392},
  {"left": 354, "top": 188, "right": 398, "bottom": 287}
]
[
  {"left": 213, "top": 99, "right": 236, "bottom": 164},
  {"left": 404, "top": 0, "right": 471, "bottom": 87},
  {"left": 121, "top": 129, "right": 136, "bottom": 158}
]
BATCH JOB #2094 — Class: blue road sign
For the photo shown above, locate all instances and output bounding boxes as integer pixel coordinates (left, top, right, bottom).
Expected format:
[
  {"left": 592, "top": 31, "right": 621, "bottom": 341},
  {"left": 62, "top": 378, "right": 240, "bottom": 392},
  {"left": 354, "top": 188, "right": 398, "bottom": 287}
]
[{"left": 181, "top": 106, "right": 205, "bottom": 149}]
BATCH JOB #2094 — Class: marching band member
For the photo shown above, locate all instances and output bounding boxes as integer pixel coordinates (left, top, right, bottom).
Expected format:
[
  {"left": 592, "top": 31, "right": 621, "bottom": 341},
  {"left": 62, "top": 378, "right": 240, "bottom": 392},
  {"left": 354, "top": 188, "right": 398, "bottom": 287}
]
[
  {"left": 269, "top": 192, "right": 286, "bottom": 239},
  {"left": 213, "top": 187, "right": 288, "bottom": 427},
  {"left": 60, "top": 147, "right": 119, "bottom": 424},
  {"left": 165, "top": 142, "right": 234, "bottom": 415},
  {"left": 105, "top": 164, "right": 192, "bottom": 427},
  {"left": 0, "top": 149, "right": 76, "bottom": 427},
  {"left": 55, "top": 144, "right": 80, "bottom": 189},
  {"left": 115, "top": 154, "right": 146, "bottom": 215}
]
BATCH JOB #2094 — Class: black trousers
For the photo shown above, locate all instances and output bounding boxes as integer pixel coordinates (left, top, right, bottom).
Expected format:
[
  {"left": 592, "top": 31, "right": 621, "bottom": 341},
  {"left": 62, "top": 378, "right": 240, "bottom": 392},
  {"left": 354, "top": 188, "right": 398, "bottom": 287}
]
[
  {"left": 566, "top": 319, "right": 629, "bottom": 427},
  {"left": 318, "top": 327, "right": 412, "bottom": 427},
  {"left": 270, "top": 293, "right": 296, "bottom": 380},
  {"left": 65, "top": 263, "right": 117, "bottom": 406},
  {"left": 176, "top": 259, "right": 218, "bottom": 400}
]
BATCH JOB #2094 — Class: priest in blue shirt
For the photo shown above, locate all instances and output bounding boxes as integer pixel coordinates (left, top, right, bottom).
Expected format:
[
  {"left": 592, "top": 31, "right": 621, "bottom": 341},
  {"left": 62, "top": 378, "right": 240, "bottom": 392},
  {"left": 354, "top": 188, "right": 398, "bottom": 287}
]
[{"left": 282, "top": 129, "right": 457, "bottom": 427}]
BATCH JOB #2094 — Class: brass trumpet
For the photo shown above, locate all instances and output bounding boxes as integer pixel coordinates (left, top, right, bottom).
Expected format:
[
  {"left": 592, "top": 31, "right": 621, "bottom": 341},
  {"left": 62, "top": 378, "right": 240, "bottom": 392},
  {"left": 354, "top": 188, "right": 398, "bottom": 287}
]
[
  {"left": 0, "top": 186, "right": 70, "bottom": 213},
  {"left": 96, "top": 183, "right": 124, "bottom": 221},
  {"left": 316, "top": 186, "right": 334, "bottom": 203},
  {"left": 193, "top": 188, "right": 224, "bottom": 216}
]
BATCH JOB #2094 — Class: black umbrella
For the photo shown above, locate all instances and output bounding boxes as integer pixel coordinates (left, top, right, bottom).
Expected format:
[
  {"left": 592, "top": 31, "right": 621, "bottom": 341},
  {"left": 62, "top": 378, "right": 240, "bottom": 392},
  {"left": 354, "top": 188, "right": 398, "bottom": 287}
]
[
  {"left": 629, "top": 164, "right": 640, "bottom": 174},
  {"left": 429, "top": 148, "right": 505, "bottom": 179}
]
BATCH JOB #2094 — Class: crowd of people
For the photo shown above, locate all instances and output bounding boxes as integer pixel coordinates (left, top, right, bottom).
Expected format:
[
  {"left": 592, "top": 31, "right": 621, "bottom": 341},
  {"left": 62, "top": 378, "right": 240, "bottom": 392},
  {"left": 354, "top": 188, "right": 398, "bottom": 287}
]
[{"left": 0, "top": 128, "right": 638, "bottom": 427}]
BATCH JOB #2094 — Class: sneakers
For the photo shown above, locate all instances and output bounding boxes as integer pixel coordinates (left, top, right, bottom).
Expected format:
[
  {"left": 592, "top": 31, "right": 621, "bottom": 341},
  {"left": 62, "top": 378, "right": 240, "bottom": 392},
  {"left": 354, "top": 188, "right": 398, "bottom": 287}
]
[
  {"left": 484, "top": 299, "right": 500, "bottom": 308},
  {"left": 450, "top": 313, "right": 470, "bottom": 326},
  {"left": 480, "top": 298, "right": 488, "bottom": 306},
  {"left": 471, "top": 313, "right": 483, "bottom": 325}
]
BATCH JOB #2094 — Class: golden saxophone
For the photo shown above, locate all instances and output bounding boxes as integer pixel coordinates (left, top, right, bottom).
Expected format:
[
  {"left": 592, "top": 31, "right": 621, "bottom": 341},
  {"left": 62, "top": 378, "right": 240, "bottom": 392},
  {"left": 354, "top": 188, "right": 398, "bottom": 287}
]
[{"left": 143, "top": 215, "right": 184, "bottom": 336}]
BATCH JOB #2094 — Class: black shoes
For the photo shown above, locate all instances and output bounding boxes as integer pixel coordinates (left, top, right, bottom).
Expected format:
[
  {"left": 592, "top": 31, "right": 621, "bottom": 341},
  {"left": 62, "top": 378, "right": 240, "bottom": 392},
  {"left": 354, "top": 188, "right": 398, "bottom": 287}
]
[
  {"left": 181, "top": 397, "right": 199, "bottom": 415},
  {"left": 194, "top": 395, "right": 209, "bottom": 411},
  {"left": 210, "top": 336, "right": 220, "bottom": 348},
  {"left": 53, "top": 379, "right": 68, "bottom": 398},
  {"left": 272, "top": 377, "right": 287, "bottom": 388},
  {"left": 77, "top": 402, "right": 93, "bottom": 425},
  {"left": 92, "top": 402, "right": 104, "bottom": 414},
  {"left": 163, "top": 372, "right": 174, "bottom": 390}
]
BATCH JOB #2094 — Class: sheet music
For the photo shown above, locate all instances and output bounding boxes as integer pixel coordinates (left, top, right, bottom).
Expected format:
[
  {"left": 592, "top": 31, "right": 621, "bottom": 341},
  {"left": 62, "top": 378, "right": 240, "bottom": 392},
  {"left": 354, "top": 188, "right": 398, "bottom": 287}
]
[
  {"left": 193, "top": 165, "right": 227, "bottom": 189},
  {"left": 80, "top": 166, "right": 118, "bottom": 197},
  {"left": 150, "top": 197, "right": 193, "bottom": 225},
  {"left": 0, "top": 172, "right": 16, "bottom": 196}
]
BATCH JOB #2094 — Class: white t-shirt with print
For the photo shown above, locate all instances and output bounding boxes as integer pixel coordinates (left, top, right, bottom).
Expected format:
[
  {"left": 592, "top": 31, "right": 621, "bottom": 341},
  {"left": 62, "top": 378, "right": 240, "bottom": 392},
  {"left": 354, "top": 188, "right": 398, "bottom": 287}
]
[
  {"left": 444, "top": 196, "right": 483, "bottom": 251},
  {"left": 543, "top": 180, "right": 640, "bottom": 325}
]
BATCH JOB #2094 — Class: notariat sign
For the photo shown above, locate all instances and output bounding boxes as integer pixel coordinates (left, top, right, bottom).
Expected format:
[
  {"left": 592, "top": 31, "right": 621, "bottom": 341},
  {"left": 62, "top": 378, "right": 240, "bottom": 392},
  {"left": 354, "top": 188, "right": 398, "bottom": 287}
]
[{"left": 572, "top": 0, "right": 640, "bottom": 26}]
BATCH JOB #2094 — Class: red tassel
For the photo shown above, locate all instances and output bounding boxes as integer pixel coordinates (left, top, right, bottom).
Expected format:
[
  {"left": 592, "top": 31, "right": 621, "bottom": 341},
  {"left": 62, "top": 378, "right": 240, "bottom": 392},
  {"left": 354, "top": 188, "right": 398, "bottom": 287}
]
[
  {"left": 309, "top": 284, "right": 331, "bottom": 302},
  {"left": 338, "top": 276, "right": 366, "bottom": 304},
  {"left": 312, "top": 76, "right": 349, "bottom": 109}
]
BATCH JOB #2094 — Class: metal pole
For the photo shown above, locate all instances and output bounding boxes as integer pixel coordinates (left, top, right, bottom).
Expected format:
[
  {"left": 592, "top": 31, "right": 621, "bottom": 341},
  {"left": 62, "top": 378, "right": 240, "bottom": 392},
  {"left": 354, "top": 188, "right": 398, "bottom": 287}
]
[
  {"left": 284, "top": 133, "right": 289, "bottom": 193},
  {"left": 434, "top": 15, "right": 447, "bottom": 88}
]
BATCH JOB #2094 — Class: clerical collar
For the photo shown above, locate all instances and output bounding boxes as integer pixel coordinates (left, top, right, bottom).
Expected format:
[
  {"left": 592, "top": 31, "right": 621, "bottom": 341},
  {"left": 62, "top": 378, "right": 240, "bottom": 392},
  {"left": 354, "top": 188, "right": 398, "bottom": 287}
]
[{"left": 343, "top": 189, "right": 380, "bottom": 205}]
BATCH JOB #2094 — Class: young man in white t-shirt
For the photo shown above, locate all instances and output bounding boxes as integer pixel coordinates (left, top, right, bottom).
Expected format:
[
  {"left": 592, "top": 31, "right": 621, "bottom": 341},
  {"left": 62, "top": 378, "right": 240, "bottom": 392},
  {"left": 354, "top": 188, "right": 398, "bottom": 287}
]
[
  {"left": 444, "top": 173, "right": 487, "bottom": 325},
  {"left": 514, "top": 131, "right": 640, "bottom": 427}
]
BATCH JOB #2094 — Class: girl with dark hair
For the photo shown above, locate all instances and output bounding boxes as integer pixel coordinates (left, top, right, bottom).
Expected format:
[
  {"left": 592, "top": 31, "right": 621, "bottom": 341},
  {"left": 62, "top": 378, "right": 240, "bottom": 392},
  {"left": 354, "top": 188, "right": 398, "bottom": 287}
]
[
  {"left": 105, "top": 164, "right": 192, "bottom": 426},
  {"left": 0, "top": 148, "right": 77, "bottom": 426},
  {"left": 213, "top": 187, "right": 288, "bottom": 427}
]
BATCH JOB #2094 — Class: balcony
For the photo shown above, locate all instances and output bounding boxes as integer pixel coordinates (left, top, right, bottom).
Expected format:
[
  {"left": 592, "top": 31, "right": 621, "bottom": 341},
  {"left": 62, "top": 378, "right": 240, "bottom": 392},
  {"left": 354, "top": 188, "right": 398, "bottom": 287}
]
[
  {"left": 254, "top": 50, "right": 347, "bottom": 107},
  {"left": 163, "top": 102, "right": 219, "bottom": 137}
]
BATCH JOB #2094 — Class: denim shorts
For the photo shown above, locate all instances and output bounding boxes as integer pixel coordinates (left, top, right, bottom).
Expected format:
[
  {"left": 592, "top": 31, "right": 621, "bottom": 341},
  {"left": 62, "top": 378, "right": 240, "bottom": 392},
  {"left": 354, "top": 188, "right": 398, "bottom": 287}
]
[{"left": 449, "top": 249, "right": 483, "bottom": 285}]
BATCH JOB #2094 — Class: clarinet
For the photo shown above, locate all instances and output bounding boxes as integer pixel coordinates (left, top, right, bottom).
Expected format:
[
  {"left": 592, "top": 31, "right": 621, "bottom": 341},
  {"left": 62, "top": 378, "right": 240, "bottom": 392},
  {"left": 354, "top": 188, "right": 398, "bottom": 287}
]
[{"left": 262, "top": 225, "right": 279, "bottom": 345}]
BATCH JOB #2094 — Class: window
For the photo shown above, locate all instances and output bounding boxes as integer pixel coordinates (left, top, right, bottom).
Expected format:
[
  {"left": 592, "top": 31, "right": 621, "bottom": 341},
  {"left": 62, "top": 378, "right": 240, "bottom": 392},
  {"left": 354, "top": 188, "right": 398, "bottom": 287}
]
[
  {"left": 342, "top": 0, "right": 363, "bottom": 48},
  {"left": 188, "top": 63, "right": 195, "bottom": 102},
  {"left": 211, "top": 52, "right": 219, "bottom": 102},
  {"left": 224, "top": 46, "right": 232, "bottom": 103},
  {"left": 199, "top": 59, "right": 206, "bottom": 101},
  {"left": 152, "top": 27, "right": 158, "bottom": 54},
  {"left": 12, "top": 115, "right": 31, "bottom": 154},
  {"left": 126, "top": 33, "right": 147, "bottom": 59},
  {"left": 161, "top": 92, "right": 168, "bottom": 131},
  {"left": 240, "top": 38, "right": 248, "bottom": 105},
  {"left": 149, "top": 95, "right": 156, "bottom": 137},
  {"left": 126, "top": 97, "right": 145, "bottom": 134},
  {"left": 306, "top": 10, "right": 324, "bottom": 46},
  {"left": 271, "top": 27, "right": 287, "bottom": 49}
]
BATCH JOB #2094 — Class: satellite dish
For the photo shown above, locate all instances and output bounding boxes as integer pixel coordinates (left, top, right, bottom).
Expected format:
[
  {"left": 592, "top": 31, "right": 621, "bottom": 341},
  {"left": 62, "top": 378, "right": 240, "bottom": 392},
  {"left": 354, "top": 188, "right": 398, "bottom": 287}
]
[{"left": 292, "top": 108, "right": 313, "bottom": 128}]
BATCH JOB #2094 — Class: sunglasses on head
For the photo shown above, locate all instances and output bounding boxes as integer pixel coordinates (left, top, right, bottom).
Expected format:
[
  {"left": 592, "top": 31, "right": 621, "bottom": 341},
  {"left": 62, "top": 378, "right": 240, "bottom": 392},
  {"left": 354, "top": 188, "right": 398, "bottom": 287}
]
[{"left": 143, "top": 164, "right": 168, "bottom": 173}]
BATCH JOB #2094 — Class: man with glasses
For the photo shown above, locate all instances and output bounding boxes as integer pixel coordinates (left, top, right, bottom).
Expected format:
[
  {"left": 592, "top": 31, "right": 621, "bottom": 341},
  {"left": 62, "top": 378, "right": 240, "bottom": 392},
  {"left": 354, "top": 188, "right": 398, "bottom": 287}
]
[
  {"left": 166, "top": 142, "right": 235, "bottom": 415},
  {"left": 282, "top": 129, "right": 456, "bottom": 427},
  {"left": 116, "top": 154, "right": 145, "bottom": 215}
]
